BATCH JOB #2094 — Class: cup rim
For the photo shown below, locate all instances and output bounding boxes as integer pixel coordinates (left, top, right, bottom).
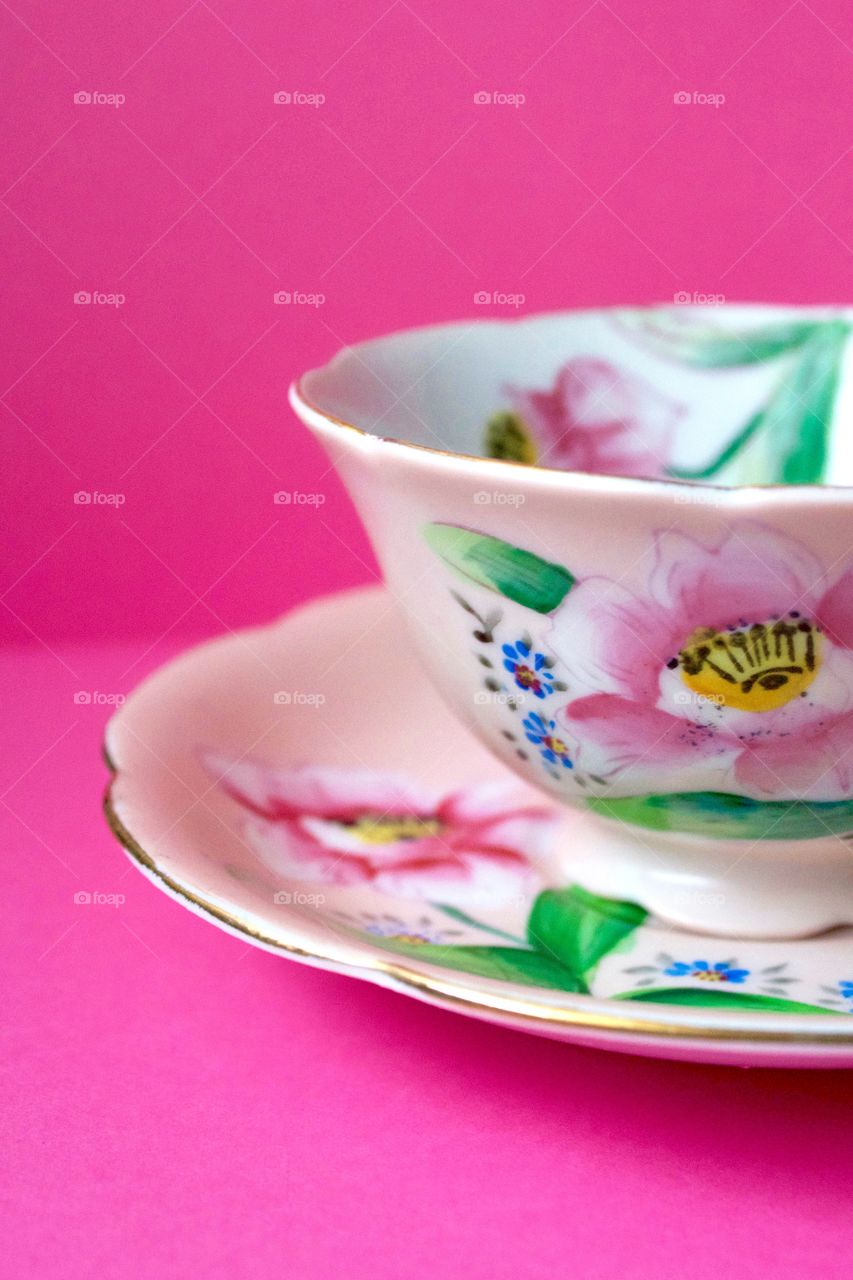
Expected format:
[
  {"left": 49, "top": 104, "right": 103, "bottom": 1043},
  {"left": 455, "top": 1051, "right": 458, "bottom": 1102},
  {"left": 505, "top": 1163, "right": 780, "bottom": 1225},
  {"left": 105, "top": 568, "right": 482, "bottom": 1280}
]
[{"left": 290, "top": 303, "right": 853, "bottom": 501}]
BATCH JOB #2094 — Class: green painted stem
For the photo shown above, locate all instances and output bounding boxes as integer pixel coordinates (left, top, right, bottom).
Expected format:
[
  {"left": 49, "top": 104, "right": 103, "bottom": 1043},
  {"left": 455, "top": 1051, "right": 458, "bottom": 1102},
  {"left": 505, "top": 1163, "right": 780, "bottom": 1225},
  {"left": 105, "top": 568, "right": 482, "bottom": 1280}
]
[{"left": 433, "top": 903, "right": 527, "bottom": 945}]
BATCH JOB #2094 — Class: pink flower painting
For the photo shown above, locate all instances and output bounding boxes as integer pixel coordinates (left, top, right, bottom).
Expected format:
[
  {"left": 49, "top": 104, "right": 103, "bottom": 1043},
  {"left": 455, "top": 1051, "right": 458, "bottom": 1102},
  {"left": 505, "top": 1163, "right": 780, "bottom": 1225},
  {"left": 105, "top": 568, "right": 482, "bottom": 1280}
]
[
  {"left": 206, "top": 756, "right": 556, "bottom": 905},
  {"left": 505, "top": 358, "right": 682, "bottom": 478},
  {"left": 550, "top": 522, "right": 853, "bottom": 800}
]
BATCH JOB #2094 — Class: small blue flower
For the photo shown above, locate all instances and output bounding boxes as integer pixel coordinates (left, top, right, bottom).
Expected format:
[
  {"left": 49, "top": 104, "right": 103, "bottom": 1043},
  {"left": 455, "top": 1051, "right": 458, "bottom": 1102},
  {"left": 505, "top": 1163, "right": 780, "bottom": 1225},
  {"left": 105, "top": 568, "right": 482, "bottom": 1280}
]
[
  {"left": 502, "top": 641, "right": 555, "bottom": 699},
  {"left": 838, "top": 979, "right": 853, "bottom": 1003},
  {"left": 365, "top": 923, "right": 443, "bottom": 944},
  {"left": 522, "top": 711, "right": 573, "bottom": 769},
  {"left": 664, "top": 959, "right": 750, "bottom": 984}
]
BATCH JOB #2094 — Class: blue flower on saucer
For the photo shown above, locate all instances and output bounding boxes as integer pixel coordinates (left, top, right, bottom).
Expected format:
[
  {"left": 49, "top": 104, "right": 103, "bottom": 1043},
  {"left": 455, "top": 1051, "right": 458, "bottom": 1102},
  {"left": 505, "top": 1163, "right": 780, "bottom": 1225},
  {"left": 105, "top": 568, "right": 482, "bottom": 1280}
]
[
  {"left": 664, "top": 959, "right": 750, "bottom": 984},
  {"left": 502, "top": 641, "right": 555, "bottom": 699},
  {"left": 522, "top": 712, "right": 573, "bottom": 768}
]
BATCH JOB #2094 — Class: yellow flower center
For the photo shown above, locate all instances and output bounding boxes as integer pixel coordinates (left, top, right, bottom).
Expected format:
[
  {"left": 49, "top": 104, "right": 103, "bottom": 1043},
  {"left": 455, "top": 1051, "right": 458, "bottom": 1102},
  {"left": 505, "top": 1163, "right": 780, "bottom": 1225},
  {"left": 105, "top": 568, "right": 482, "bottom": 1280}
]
[
  {"left": 673, "top": 615, "right": 822, "bottom": 712},
  {"left": 345, "top": 815, "right": 441, "bottom": 845},
  {"left": 483, "top": 411, "right": 538, "bottom": 465}
]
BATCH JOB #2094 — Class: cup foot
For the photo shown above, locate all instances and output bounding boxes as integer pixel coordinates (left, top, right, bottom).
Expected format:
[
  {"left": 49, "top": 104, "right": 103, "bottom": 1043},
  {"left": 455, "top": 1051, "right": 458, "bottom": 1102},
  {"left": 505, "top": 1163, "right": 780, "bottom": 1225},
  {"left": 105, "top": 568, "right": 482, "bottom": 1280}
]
[{"left": 560, "top": 810, "right": 853, "bottom": 939}]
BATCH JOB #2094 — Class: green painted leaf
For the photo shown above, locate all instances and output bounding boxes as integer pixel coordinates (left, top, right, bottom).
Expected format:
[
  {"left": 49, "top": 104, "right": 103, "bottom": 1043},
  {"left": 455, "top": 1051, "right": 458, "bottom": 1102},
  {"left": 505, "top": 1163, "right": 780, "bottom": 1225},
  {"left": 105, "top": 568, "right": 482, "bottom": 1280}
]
[
  {"left": 528, "top": 886, "right": 647, "bottom": 981},
  {"left": 667, "top": 319, "right": 849, "bottom": 483},
  {"left": 767, "top": 320, "right": 848, "bottom": 484},
  {"left": 483, "top": 411, "right": 538, "bottom": 464},
  {"left": 620, "top": 310, "right": 823, "bottom": 366},
  {"left": 362, "top": 936, "right": 584, "bottom": 990},
  {"left": 431, "top": 903, "right": 525, "bottom": 944},
  {"left": 423, "top": 523, "right": 575, "bottom": 613},
  {"left": 616, "top": 986, "right": 841, "bottom": 1015},
  {"left": 668, "top": 405, "right": 765, "bottom": 480},
  {"left": 587, "top": 790, "right": 853, "bottom": 840}
]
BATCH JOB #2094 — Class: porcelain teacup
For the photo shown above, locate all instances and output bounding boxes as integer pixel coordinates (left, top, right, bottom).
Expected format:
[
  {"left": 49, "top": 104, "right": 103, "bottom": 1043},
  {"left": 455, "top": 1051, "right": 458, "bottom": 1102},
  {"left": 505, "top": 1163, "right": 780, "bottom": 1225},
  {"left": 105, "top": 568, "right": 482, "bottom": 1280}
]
[{"left": 290, "top": 305, "right": 853, "bottom": 938}]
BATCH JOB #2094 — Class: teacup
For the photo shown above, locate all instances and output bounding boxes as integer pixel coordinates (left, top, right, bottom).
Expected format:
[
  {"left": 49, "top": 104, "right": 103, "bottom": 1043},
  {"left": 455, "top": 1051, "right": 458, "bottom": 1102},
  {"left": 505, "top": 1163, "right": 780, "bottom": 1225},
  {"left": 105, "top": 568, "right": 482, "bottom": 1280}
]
[{"left": 290, "top": 305, "right": 853, "bottom": 938}]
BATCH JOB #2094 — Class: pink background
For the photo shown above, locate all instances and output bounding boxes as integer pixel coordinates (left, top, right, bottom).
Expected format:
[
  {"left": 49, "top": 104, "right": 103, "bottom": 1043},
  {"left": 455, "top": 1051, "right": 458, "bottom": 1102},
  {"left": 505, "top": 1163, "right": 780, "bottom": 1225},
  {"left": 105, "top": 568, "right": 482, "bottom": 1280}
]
[{"left": 4, "top": 1, "right": 853, "bottom": 1274}]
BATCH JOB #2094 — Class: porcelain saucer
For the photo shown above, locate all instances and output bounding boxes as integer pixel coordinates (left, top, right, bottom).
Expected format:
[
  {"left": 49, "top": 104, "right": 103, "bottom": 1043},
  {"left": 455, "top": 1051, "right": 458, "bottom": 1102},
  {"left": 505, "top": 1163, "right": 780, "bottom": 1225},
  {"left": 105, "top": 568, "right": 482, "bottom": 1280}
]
[{"left": 104, "top": 586, "right": 853, "bottom": 1067}]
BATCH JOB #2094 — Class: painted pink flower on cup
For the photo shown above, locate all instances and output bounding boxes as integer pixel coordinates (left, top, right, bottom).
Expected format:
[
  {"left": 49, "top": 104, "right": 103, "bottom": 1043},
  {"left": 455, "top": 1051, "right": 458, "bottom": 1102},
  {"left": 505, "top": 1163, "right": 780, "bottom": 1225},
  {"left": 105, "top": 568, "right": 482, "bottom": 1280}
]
[
  {"left": 550, "top": 522, "right": 853, "bottom": 799},
  {"left": 507, "top": 358, "right": 682, "bottom": 478},
  {"left": 206, "top": 755, "right": 555, "bottom": 905}
]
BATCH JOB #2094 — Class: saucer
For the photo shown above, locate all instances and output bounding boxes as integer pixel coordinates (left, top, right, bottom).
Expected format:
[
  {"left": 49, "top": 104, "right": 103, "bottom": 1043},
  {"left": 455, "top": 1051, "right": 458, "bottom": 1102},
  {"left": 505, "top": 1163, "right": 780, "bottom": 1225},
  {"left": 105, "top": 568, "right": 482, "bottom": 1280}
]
[{"left": 104, "top": 586, "right": 853, "bottom": 1067}]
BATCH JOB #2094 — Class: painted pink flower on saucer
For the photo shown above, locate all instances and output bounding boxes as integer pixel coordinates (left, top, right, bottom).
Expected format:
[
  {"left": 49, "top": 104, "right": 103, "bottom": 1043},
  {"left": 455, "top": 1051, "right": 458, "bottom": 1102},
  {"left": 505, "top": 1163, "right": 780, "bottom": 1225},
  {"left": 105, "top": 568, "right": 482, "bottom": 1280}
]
[{"left": 205, "top": 756, "right": 556, "bottom": 906}]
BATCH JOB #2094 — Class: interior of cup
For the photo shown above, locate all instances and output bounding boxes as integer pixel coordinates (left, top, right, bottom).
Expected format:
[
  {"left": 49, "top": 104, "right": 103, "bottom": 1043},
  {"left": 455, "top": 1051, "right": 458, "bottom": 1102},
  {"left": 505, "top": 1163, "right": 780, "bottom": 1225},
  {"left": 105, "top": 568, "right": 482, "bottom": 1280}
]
[{"left": 300, "top": 304, "right": 853, "bottom": 486}]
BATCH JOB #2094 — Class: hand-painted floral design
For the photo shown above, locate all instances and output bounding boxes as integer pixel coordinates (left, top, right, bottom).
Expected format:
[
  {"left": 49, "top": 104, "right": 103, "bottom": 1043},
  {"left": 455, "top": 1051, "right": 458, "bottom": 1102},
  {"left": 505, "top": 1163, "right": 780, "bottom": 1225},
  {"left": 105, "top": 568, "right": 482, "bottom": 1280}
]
[
  {"left": 618, "top": 310, "right": 850, "bottom": 486},
  {"left": 502, "top": 640, "right": 555, "bottom": 698},
  {"left": 330, "top": 909, "right": 466, "bottom": 946},
  {"left": 364, "top": 922, "right": 449, "bottom": 943},
  {"left": 523, "top": 713, "right": 573, "bottom": 769},
  {"left": 664, "top": 959, "right": 750, "bottom": 984},
  {"left": 550, "top": 521, "right": 853, "bottom": 799},
  {"left": 816, "top": 978, "right": 853, "bottom": 1012},
  {"left": 492, "top": 358, "right": 683, "bottom": 479},
  {"left": 205, "top": 755, "right": 556, "bottom": 907},
  {"left": 622, "top": 954, "right": 802, "bottom": 999}
]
